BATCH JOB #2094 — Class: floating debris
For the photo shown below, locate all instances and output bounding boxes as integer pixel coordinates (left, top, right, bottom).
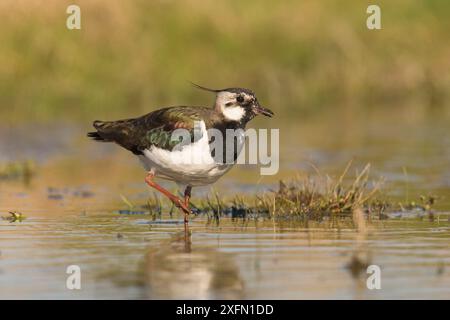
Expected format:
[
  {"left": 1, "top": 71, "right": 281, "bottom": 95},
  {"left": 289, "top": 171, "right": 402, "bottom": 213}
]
[
  {"left": 117, "top": 209, "right": 147, "bottom": 215},
  {"left": 398, "top": 194, "right": 438, "bottom": 213},
  {"left": 48, "top": 193, "right": 64, "bottom": 200},
  {"left": 2, "top": 211, "right": 26, "bottom": 223},
  {"left": 73, "top": 190, "right": 95, "bottom": 198},
  {"left": 138, "top": 219, "right": 185, "bottom": 225},
  {"left": 46, "top": 187, "right": 95, "bottom": 201}
]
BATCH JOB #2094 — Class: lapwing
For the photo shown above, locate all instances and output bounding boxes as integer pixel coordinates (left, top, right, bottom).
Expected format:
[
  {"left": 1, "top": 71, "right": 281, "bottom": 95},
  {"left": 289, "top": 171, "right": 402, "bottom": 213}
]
[{"left": 88, "top": 84, "right": 273, "bottom": 223}]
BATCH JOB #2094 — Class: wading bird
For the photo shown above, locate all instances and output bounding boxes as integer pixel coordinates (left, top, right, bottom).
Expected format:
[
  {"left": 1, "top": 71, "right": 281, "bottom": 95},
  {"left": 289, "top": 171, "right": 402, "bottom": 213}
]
[{"left": 88, "top": 84, "right": 273, "bottom": 223}]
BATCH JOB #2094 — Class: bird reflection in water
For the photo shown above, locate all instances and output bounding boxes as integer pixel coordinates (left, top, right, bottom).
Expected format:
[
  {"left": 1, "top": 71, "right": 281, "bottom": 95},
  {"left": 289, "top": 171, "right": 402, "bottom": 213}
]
[{"left": 144, "top": 226, "right": 245, "bottom": 299}]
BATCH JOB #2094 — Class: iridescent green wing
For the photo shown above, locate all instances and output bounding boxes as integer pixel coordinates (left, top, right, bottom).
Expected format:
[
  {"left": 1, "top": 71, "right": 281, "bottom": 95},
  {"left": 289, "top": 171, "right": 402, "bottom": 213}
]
[
  {"left": 91, "top": 106, "right": 217, "bottom": 154},
  {"left": 133, "top": 106, "right": 207, "bottom": 152}
]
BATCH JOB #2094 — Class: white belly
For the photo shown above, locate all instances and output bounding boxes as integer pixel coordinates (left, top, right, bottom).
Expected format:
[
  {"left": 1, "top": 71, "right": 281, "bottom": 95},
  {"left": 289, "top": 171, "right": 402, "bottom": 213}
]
[{"left": 138, "top": 121, "right": 244, "bottom": 186}]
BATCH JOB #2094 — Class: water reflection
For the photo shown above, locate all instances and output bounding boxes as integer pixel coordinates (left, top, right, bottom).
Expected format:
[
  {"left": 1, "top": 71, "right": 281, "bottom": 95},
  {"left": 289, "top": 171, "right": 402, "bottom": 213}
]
[
  {"left": 144, "top": 229, "right": 245, "bottom": 299},
  {"left": 0, "top": 211, "right": 449, "bottom": 299},
  {"left": 1, "top": 111, "right": 450, "bottom": 299}
]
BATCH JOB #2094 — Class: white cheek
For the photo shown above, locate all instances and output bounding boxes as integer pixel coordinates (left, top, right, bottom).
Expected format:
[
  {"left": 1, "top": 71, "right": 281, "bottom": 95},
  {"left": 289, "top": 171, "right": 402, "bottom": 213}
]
[{"left": 223, "top": 106, "right": 245, "bottom": 121}]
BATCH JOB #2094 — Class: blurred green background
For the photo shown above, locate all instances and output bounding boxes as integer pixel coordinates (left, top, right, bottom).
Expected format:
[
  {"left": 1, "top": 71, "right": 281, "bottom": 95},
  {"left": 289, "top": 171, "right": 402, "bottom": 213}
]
[{"left": 1, "top": 0, "right": 450, "bottom": 123}]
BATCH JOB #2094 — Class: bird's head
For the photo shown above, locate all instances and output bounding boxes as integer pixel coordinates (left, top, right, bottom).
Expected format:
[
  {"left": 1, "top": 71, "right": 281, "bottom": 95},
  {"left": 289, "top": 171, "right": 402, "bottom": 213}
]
[{"left": 191, "top": 83, "right": 274, "bottom": 123}]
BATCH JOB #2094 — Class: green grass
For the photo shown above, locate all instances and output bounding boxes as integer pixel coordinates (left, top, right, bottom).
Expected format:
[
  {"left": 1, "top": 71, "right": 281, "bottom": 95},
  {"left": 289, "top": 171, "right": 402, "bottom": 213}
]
[{"left": 2, "top": 0, "right": 450, "bottom": 122}]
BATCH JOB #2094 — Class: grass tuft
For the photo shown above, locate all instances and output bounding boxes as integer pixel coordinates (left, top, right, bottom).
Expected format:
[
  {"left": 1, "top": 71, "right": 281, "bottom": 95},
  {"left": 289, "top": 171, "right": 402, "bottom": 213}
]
[
  {"left": 188, "top": 163, "right": 438, "bottom": 221},
  {"left": 263, "top": 162, "right": 383, "bottom": 219}
]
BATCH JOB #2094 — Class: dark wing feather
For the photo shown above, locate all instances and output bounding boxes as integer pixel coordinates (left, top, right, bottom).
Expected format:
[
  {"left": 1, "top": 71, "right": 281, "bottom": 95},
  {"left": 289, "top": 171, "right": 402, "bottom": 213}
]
[{"left": 88, "top": 106, "right": 219, "bottom": 155}]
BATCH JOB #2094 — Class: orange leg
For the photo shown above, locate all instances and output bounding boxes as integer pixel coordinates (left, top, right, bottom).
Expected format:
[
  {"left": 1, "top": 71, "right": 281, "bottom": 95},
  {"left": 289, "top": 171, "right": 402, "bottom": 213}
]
[{"left": 145, "top": 173, "right": 191, "bottom": 221}]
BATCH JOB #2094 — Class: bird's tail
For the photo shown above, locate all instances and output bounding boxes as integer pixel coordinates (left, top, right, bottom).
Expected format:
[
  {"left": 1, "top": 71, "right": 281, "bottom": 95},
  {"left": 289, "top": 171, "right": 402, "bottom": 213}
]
[
  {"left": 87, "top": 120, "right": 111, "bottom": 142},
  {"left": 87, "top": 131, "right": 105, "bottom": 141}
]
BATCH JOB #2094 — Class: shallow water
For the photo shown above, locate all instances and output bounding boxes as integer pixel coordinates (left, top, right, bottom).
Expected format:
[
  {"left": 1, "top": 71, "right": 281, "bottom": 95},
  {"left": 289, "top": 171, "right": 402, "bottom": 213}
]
[
  {"left": 1, "top": 110, "right": 449, "bottom": 299},
  {"left": 0, "top": 210, "right": 449, "bottom": 299}
]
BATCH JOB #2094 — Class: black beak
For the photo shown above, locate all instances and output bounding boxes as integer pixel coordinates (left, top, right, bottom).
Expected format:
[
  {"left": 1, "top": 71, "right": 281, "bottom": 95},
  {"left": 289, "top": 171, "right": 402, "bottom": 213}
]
[{"left": 253, "top": 102, "right": 274, "bottom": 117}]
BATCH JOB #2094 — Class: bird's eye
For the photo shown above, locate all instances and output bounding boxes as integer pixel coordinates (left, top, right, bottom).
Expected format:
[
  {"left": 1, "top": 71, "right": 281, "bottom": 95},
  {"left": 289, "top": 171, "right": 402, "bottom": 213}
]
[{"left": 236, "top": 95, "right": 244, "bottom": 103}]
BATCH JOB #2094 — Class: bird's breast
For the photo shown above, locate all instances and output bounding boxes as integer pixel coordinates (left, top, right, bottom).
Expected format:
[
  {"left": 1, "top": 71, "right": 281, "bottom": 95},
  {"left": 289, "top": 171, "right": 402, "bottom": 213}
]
[{"left": 138, "top": 121, "right": 245, "bottom": 186}]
